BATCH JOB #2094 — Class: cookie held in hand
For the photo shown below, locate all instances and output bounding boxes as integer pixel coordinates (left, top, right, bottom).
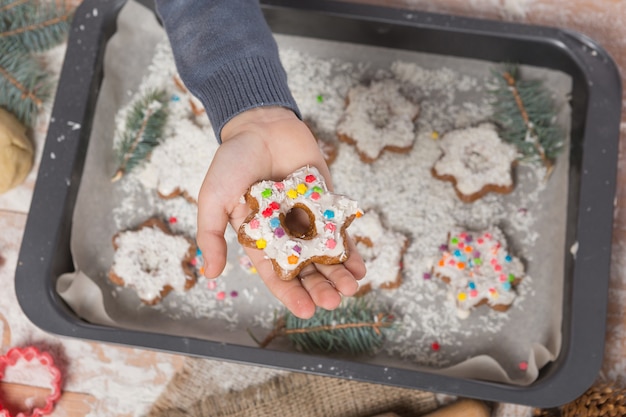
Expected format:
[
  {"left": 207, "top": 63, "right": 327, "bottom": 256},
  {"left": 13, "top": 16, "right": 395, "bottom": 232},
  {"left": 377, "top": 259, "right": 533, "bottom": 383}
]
[{"left": 238, "top": 166, "right": 361, "bottom": 280}]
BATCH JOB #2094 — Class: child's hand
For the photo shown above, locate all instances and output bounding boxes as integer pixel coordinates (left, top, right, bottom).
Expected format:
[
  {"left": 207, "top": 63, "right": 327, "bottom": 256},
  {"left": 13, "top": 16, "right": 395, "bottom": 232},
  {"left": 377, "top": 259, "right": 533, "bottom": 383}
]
[{"left": 196, "top": 106, "right": 366, "bottom": 319}]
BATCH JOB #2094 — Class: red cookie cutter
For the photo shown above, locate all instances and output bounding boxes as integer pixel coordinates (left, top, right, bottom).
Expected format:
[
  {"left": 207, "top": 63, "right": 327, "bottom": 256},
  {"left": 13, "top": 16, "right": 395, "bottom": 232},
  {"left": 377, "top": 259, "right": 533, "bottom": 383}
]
[{"left": 0, "top": 347, "right": 62, "bottom": 417}]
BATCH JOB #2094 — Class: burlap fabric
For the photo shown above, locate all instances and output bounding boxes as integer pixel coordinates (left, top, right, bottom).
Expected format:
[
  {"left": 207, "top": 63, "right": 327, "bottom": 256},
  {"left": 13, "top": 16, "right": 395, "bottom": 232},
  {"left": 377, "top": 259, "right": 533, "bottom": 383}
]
[{"left": 148, "top": 357, "right": 439, "bottom": 417}]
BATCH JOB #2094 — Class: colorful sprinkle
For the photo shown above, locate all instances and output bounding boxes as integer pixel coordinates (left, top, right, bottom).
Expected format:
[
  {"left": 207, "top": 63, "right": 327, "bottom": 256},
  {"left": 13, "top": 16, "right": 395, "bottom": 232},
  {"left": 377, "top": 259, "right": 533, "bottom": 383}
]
[
  {"left": 423, "top": 272, "right": 431, "bottom": 280},
  {"left": 326, "top": 239, "right": 337, "bottom": 249},
  {"left": 230, "top": 290, "right": 239, "bottom": 298},
  {"left": 431, "top": 131, "right": 439, "bottom": 140},
  {"left": 216, "top": 291, "right": 226, "bottom": 300},
  {"left": 323, "top": 210, "right": 335, "bottom": 220},
  {"left": 168, "top": 216, "right": 177, "bottom": 224},
  {"left": 269, "top": 218, "right": 281, "bottom": 229},
  {"left": 505, "top": 255, "right": 512, "bottom": 262},
  {"left": 519, "top": 361, "right": 528, "bottom": 371},
  {"left": 439, "top": 244, "right": 448, "bottom": 252},
  {"left": 269, "top": 202, "right": 280, "bottom": 210},
  {"left": 274, "top": 228, "right": 285, "bottom": 238},
  {"left": 256, "top": 239, "right": 267, "bottom": 249},
  {"left": 310, "top": 192, "right": 321, "bottom": 200},
  {"left": 450, "top": 237, "right": 459, "bottom": 245},
  {"left": 431, "top": 342, "right": 440, "bottom": 351},
  {"left": 274, "top": 182, "right": 285, "bottom": 191},
  {"left": 305, "top": 174, "right": 316, "bottom": 183},
  {"left": 316, "top": 94, "right": 324, "bottom": 103},
  {"left": 508, "top": 274, "right": 515, "bottom": 282},
  {"left": 457, "top": 292, "right": 467, "bottom": 301},
  {"left": 261, "top": 188, "right": 273, "bottom": 198},
  {"left": 297, "top": 183, "right": 308, "bottom": 195},
  {"left": 312, "top": 186, "right": 323, "bottom": 194},
  {"left": 288, "top": 255, "right": 299, "bottom": 264},
  {"left": 262, "top": 208, "right": 273, "bottom": 217},
  {"left": 249, "top": 219, "right": 260, "bottom": 229},
  {"left": 287, "top": 189, "right": 298, "bottom": 199},
  {"left": 457, "top": 262, "right": 465, "bottom": 270},
  {"left": 171, "top": 94, "right": 180, "bottom": 101},
  {"left": 470, "top": 289, "right": 478, "bottom": 298},
  {"left": 502, "top": 282, "right": 512, "bottom": 291},
  {"left": 207, "top": 280, "right": 217, "bottom": 290},
  {"left": 324, "top": 223, "right": 336, "bottom": 232},
  {"left": 468, "top": 281, "right": 476, "bottom": 290},
  {"left": 196, "top": 248, "right": 202, "bottom": 256}
]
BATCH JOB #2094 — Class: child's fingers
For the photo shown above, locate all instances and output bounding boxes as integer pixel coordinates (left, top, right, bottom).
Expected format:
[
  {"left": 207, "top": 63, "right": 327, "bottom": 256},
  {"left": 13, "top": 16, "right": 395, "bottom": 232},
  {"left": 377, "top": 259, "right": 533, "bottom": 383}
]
[{"left": 246, "top": 248, "right": 317, "bottom": 319}]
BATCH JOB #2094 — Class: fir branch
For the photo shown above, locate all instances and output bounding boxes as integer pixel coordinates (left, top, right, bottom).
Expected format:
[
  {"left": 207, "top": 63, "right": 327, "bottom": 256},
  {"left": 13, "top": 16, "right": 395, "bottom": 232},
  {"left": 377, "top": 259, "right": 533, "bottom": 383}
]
[
  {"left": 0, "top": 1, "right": 73, "bottom": 53},
  {"left": 112, "top": 89, "right": 169, "bottom": 182},
  {"left": 0, "top": 43, "right": 52, "bottom": 125},
  {"left": 490, "top": 64, "right": 564, "bottom": 177},
  {"left": 0, "top": 0, "right": 30, "bottom": 13},
  {"left": 251, "top": 299, "right": 396, "bottom": 356}
]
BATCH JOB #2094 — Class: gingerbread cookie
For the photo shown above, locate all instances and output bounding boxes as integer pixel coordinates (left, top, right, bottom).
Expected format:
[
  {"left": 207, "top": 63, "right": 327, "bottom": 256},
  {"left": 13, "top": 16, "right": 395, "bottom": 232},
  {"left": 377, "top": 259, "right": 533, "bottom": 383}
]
[
  {"left": 432, "top": 227, "right": 524, "bottom": 318},
  {"left": 337, "top": 79, "right": 420, "bottom": 163},
  {"left": 431, "top": 123, "right": 518, "bottom": 203},
  {"left": 109, "top": 218, "right": 197, "bottom": 305},
  {"left": 349, "top": 210, "right": 409, "bottom": 296},
  {"left": 238, "top": 166, "right": 361, "bottom": 280},
  {"left": 146, "top": 118, "right": 219, "bottom": 204}
]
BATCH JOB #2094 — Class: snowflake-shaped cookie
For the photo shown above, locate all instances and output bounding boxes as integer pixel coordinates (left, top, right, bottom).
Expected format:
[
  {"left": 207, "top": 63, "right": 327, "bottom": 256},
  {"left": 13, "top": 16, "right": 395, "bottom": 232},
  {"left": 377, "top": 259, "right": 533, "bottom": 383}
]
[
  {"left": 238, "top": 166, "right": 361, "bottom": 280},
  {"left": 337, "top": 79, "right": 420, "bottom": 162},
  {"left": 350, "top": 210, "right": 408, "bottom": 295},
  {"left": 431, "top": 123, "right": 519, "bottom": 202}
]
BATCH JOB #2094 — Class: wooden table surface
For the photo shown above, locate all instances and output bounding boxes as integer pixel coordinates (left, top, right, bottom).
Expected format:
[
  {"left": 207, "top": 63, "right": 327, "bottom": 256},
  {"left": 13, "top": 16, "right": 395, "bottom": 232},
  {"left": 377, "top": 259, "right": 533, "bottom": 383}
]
[{"left": 0, "top": 1, "right": 624, "bottom": 416}]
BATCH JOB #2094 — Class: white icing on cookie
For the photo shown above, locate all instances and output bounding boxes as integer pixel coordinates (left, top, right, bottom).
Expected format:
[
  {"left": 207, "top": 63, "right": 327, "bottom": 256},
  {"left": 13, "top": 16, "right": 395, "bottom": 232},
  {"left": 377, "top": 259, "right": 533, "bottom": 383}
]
[
  {"left": 239, "top": 166, "right": 361, "bottom": 279},
  {"left": 432, "top": 123, "right": 518, "bottom": 199},
  {"left": 110, "top": 222, "right": 195, "bottom": 303},
  {"left": 337, "top": 79, "right": 420, "bottom": 161},
  {"left": 432, "top": 227, "right": 524, "bottom": 318},
  {"left": 350, "top": 210, "right": 408, "bottom": 293}
]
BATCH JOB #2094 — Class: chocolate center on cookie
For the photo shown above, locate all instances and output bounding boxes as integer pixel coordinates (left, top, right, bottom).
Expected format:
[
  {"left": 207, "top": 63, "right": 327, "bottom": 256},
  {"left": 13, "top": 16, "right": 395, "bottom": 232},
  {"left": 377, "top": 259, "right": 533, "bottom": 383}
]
[{"left": 282, "top": 204, "right": 317, "bottom": 240}]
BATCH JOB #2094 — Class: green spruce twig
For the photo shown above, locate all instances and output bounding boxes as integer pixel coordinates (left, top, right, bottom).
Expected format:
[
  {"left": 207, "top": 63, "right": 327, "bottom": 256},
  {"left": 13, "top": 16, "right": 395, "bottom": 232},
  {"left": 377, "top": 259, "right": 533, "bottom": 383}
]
[
  {"left": 490, "top": 64, "right": 564, "bottom": 178},
  {"left": 250, "top": 299, "right": 396, "bottom": 355},
  {"left": 0, "top": 43, "right": 52, "bottom": 126},
  {"left": 0, "top": 0, "right": 73, "bottom": 125},
  {"left": 112, "top": 89, "right": 169, "bottom": 182},
  {"left": 0, "top": 0, "right": 73, "bottom": 53}
]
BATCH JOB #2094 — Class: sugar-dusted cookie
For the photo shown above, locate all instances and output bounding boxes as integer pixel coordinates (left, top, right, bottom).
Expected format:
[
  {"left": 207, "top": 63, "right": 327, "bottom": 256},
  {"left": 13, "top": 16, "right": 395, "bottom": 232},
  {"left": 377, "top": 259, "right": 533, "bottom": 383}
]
[
  {"left": 238, "top": 166, "right": 361, "bottom": 280},
  {"left": 337, "top": 79, "right": 420, "bottom": 163},
  {"left": 350, "top": 210, "right": 409, "bottom": 296},
  {"left": 431, "top": 123, "right": 518, "bottom": 203},
  {"left": 432, "top": 227, "right": 525, "bottom": 318},
  {"left": 109, "top": 218, "right": 197, "bottom": 305}
]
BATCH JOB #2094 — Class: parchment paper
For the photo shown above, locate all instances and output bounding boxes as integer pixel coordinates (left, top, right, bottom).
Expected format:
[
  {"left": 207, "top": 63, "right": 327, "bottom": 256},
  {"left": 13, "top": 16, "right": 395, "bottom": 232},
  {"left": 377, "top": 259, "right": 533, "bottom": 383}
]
[{"left": 58, "top": 0, "right": 571, "bottom": 385}]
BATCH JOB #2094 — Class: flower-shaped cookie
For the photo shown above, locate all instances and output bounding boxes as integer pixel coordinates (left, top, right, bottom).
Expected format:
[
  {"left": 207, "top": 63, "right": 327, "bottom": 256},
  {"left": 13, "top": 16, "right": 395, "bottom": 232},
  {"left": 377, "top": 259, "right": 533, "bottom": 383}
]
[
  {"left": 350, "top": 210, "right": 408, "bottom": 296},
  {"left": 431, "top": 123, "right": 519, "bottom": 203},
  {"left": 337, "top": 79, "right": 420, "bottom": 162},
  {"left": 238, "top": 166, "right": 361, "bottom": 280},
  {"left": 109, "top": 218, "right": 197, "bottom": 304}
]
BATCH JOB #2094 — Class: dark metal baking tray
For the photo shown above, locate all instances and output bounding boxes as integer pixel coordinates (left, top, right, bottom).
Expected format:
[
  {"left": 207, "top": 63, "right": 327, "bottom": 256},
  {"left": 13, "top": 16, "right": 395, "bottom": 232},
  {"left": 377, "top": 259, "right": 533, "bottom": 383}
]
[{"left": 15, "top": 0, "right": 621, "bottom": 407}]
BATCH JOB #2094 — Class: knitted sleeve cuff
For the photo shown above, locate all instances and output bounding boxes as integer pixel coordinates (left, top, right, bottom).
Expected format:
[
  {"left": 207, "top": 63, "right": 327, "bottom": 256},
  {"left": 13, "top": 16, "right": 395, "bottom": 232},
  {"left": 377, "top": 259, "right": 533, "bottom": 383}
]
[{"left": 190, "top": 56, "right": 301, "bottom": 142}]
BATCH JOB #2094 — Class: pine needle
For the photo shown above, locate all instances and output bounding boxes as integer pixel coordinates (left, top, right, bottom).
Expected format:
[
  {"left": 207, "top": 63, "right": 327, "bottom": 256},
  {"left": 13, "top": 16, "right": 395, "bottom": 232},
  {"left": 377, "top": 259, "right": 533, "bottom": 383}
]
[
  {"left": 112, "top": 89, "right": 169, "bottom": 182},
  {"left": 251, "top": 298, "right": 396, "bottom": 356},
  {"left": 490, "top": 64, "right": 564, "bottom": 178}
]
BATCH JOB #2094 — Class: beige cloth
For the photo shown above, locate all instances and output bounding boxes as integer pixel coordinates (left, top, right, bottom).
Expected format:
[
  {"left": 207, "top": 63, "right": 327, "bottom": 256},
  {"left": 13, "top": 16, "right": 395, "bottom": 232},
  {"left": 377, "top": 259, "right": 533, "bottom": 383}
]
[{"left": 149, "top": 358, "right": 439, "bottom": 417}]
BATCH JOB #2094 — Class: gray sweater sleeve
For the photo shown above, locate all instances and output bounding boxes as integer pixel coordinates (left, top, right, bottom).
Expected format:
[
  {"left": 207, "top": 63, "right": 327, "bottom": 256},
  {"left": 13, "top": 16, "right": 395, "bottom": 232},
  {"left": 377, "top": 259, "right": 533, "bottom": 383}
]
[{"left": 155, "top": 0, "right": 300, "bottom": 142}]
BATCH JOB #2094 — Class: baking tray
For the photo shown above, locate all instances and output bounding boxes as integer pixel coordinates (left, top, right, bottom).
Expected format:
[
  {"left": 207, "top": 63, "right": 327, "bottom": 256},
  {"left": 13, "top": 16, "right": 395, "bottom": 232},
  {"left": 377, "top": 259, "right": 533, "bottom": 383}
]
[{"left": 15, "top": 0, "right": 621, "bottom": 407}]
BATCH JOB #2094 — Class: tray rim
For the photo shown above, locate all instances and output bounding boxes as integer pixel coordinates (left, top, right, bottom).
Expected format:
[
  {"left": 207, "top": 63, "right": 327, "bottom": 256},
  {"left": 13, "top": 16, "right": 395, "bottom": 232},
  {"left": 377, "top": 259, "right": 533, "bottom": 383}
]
[{"left": 15, "top": 0, "right": 622, "bottom": 407}]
